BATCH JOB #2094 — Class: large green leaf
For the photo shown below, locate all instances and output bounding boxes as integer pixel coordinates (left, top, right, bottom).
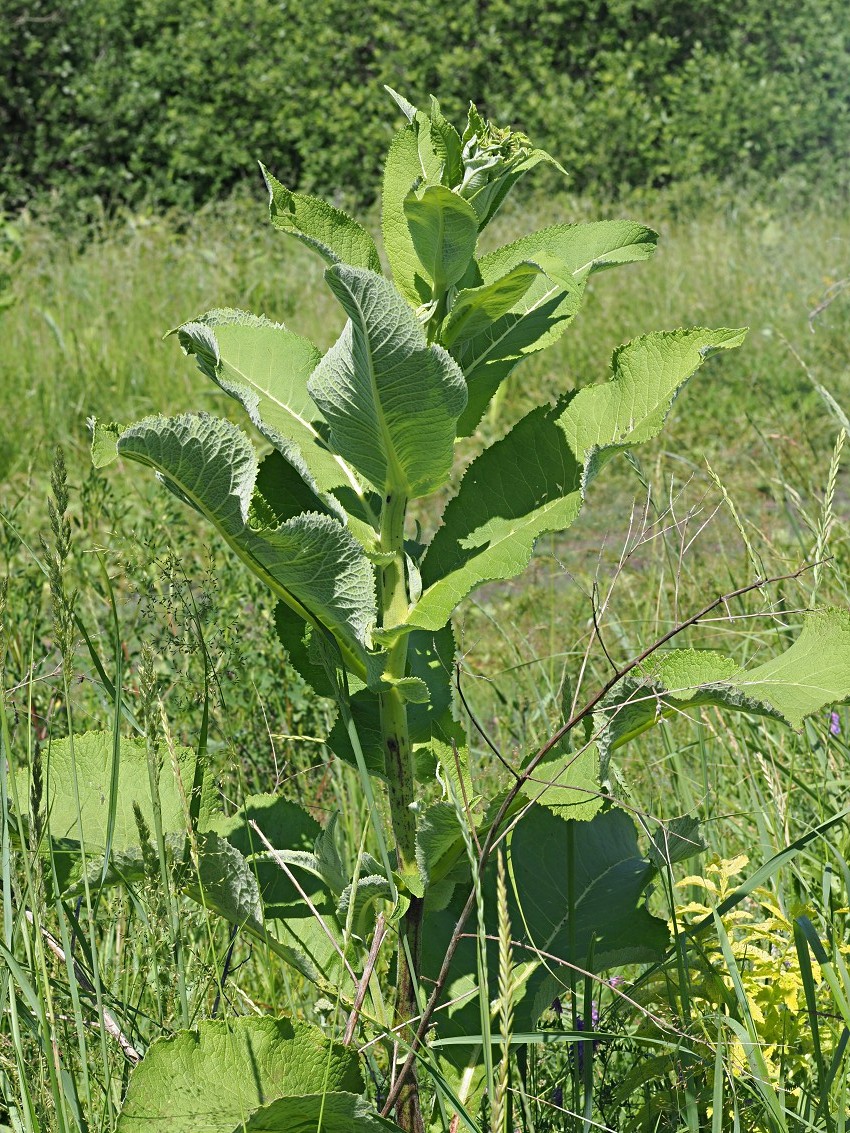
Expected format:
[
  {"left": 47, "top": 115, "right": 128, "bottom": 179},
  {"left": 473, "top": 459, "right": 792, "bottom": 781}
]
[
  {"left": 440, "top": 261, "right": 543, "bottom": 348},
  {"left": 509, "top": 806, "right": 668, "bottom": 1024},
  {"left": 403, "top": 185, "right": 478, "bottom": 297},
  {"left": 116, "top": 1016, "right": 363, "bottom": 1133},
  {"left": 420, "top": 805, "right": 667, "bottom": 1064},
  {"left": 308, "top": 266, "right": 467, "bottom": 498},
  {"left": 176, "top": 309, "right": 378, "bottom": 546},
  {"left": 262, "top": 164, "right": 381, "bottom": 273},
  {"left": 115, "top": 413, "right": 377, "bottom": 677},
  {"left": 559, "top": 326, "right": 747, "bottom": 483},
  {"left": 404, "top": 327, "right": 746, "bottom": 632},
  {"left": 448, "top": 221, "right": 659, "bottom": 435},
  {"left": 13, "top": 731, "right": 201, "bottom": 851},
  {"left": 596, "top": 608, "right": 850, "bottom": 762},
  {"left": 477, "top": 220, "right": 659, "bottom": 288}
]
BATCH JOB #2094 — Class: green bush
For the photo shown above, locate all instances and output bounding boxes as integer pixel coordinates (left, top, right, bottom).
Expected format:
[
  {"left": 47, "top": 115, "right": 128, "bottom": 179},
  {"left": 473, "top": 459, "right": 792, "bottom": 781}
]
[{"left": 2, "top": 0, "right": 848, "bottom": 214}]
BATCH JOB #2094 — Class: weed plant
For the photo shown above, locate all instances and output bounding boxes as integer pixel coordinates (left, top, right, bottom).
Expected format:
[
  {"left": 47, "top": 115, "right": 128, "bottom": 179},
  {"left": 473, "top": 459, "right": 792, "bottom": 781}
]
[{"left": 1, "top": 101, "right": 850, "bottom": 1132}]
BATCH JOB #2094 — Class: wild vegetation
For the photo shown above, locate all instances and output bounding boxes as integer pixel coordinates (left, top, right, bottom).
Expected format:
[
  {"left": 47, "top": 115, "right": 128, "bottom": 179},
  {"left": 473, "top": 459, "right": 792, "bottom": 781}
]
[
  {"left": 1, "top": 86, "right": 850, "bottom": 1133},
  {"left": 3, "top": 0, "right": 849, "bottom": 214}
]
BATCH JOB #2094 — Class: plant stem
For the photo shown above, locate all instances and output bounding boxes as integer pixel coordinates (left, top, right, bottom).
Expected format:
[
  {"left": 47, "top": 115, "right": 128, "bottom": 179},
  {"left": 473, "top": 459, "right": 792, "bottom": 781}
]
[{"left": 377, "top": 488, "right": 425, "bottom": 1132}]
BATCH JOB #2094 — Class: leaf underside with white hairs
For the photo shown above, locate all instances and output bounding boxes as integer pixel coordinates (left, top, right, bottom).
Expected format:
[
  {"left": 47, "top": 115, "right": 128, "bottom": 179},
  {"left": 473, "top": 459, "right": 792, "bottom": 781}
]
[
  {"left": 116, "top": 413, "right": 377, "bottom": 673},
  {"left": 308, "top": 265, "right": 467, "bottom": 498}
]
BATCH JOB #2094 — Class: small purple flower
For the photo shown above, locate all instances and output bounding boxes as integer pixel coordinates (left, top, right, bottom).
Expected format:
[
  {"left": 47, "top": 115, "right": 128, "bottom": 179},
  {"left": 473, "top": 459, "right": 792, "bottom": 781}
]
[
  {"left": 830, "top": 711, "right": 841, "bottom": 737},
  {"left": 572, "top": 1004, "right": 600, "bottom": 1071}
]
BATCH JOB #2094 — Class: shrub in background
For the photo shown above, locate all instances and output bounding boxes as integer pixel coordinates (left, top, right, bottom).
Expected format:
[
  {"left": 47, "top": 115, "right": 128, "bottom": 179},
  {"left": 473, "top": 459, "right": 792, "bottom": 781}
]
[{"left": 2, "top": 0, "right": 848, "bottom": 215}]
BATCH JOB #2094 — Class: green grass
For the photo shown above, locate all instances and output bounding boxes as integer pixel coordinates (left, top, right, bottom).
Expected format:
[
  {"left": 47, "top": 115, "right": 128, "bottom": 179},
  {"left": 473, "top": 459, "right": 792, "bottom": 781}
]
[{"left": 2, "top": 190, "right": 850, "bottom": 1131}]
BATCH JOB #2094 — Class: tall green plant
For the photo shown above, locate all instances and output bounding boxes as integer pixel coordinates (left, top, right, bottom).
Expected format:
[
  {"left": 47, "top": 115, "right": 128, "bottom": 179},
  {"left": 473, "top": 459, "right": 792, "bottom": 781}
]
[{"left": 72, "top": 92, "right": 850, "bottom": 1132}]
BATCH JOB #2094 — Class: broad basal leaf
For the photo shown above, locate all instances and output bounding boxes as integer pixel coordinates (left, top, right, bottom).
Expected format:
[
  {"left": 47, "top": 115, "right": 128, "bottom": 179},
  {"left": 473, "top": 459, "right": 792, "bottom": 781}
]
[
  {"left": 510, "top": 806, "right": 668, "bottom": 1025},
  {"left": 116, "top": 413, "right": 376, "bottom": 677},
  {"left": 116, "top": 1016, "right": 362, "bottom": 1133},
  {"left": 403, "top": 185, "right": 478, "bottom": 297},
  {"left": 308, "top": 266, "right": 467, "bottom": 498},
  {"left": 597, "top": 608, "right": 850, "bottom": 762},
  {"left": 262, "top": 164, "right": 381, "bottom": 273},
  {"left": 447, "top": 221, "right": 658, "bottom": 434},
  {"left": 13, "top": 730, "right": 202, "bottom": 853},
  {"left": 204, "top": 793, "right": 352, "bottom": 986},
  {"left": 405, "top": 327, "right": 746, "bottom": 632},
  {"left": 176, "top": 309, "right": 378, "bottom": 546},
  {"left": 420, "top": 805, "right": 667, "bottom": 1064}
]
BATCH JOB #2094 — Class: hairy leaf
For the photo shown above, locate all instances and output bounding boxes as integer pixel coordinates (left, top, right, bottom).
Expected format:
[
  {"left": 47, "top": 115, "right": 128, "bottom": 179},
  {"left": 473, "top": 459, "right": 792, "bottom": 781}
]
[
  {"left": 598, "top": 608, "right": 850, "bottom": 761},
  {"left": 403, "top": 185, "right": 478, "bottom": 296},
  {"left": 207, "top": 793, "right": 324, "bottom": 915},
  {"left": 449, "top": 221, "right": 659, "bottom": 434},
  {"left": 116, "top": 1016, "right": 362, "bottom": 1132},
  {"left": 421, "top": 805, "right": 667, "bottom": 1063},
  {"left": 407, "top": 327, "right": 747, "bottom": 631},
  {"left": 116, "top": 413, "right": 376, "bottom": 675},
  {"left": 382, "top": 123, "right": 438, "bottom": 305},
  {"left": 510, "top": 807, "right": 668, "bottom": 1023},
  {"left": 176, "top": 309, "right": 378, "bottom": 545},
  {"left": 13, "top": 731, "right": 201, "bottom": 851},
  {"left": 262, "top": 164, "right": 381, "bottom": 273},
  {"left": 308, "top": 266, "right": 467, "bottom": 498}
]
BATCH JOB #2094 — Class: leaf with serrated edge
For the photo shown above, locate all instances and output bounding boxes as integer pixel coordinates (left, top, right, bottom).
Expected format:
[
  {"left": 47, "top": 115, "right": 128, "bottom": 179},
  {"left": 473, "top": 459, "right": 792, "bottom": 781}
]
[
  {"left": 117, "top": 413, "right": 376, "bottom": 677},
  {"left": 262, "top": 165, "right": 381, "bottom": 273},
  {"left": 115, "top": 1016, "right": 362, "bottom": 1133},
  {"left": 176, "top": 309, "right": 378, "bottom": 546},
  {"left": 599, "top": 610, "right": 850, "bottom": 758},
  {"left": 478, "top": 220, "right": 658, "bottom": 287},
  {"left": 308, "top": 266, "right": 467, "bottom": 498},
  {"left": 560, "top": 326, "right": 748, "bottom": 487},
  {"left": 244, "top": 1093, "right": 401, "bottom": 1131},
  {"left": 448, "top": 221, "right": 659, "bottom": 435},
  {"left": 402, "top": 327, "right": 746, "bottom": 633}
]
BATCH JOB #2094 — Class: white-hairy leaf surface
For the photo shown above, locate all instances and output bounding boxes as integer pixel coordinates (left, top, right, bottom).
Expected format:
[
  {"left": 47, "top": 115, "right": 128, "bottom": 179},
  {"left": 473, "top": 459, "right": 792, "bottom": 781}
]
[
  {"left": 117, "top": 413, "right": 376, "bottom": 668},
  {"left": 308, "top": 266, "right": 467, "bottom": 498},
  {"left": 176, "top": 309, "right": 377, "bottom": 544}
]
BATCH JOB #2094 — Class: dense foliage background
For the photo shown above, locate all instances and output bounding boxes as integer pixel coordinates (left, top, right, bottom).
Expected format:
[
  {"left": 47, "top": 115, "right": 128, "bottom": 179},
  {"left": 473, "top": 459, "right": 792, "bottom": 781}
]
[{"left": 3, "top": 0, "right": 849, "bottom": 214}]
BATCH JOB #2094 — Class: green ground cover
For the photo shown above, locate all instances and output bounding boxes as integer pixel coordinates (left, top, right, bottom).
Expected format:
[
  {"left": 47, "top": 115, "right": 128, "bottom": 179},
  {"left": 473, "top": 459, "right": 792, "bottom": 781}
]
[{"left": 1, "top": 185, "right": 850, "bottom": 1129}]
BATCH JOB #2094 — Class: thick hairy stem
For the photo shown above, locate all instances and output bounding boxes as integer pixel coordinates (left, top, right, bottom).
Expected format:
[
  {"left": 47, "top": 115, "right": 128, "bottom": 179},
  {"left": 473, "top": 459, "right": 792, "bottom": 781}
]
[{"left": 378, "top": 489, "right": 424, "bottom": 1132}]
